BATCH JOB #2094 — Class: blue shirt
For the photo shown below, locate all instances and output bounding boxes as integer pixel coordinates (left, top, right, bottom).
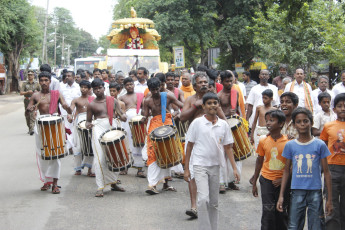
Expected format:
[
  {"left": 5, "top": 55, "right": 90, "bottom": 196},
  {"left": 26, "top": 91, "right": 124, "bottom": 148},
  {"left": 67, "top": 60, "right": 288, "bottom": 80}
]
[{"left": 282, "top": 138, "right": 330, "bottom": 190}]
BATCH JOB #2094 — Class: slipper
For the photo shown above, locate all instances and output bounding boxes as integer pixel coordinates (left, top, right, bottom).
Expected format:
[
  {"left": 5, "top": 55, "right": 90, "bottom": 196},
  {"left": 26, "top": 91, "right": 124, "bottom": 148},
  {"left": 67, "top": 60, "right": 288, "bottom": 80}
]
[
  {"left": 145, "top": 187, "right": 159, "bottom": 195},
  {"left": 52, "top": 185, "right": 60, "bottom": 194},
  {"left": 227, "top": 182, "right": 240, "bottom": 190},
  {"left": 95, "top": 190, "right": 104, "bottom": 197},
  {"left": 87, "top": 172, "right": 95, "bottom": 177},
  {"left": 163, "top": 186, "right": 177, "bottom": 192},
  {"left": 185, "top": 208, "right": 198, "bottom": 218},
  {"left": 74, "top": 171, "right": 82, "bottom": 176},
  {"left": 174, "top": 173, "right": 184, "bottom": 179},
  {"left": 219, "top": 184, "right": 226, "bottom": 194},
  {"left": 41, "top": 183, "right": 51, "bottom": 191},
  {"left": 119, "top": 170, "right": 127, "bottom": 175},
  {"left": 136, "top": 171, "right": 146, "bottom": 178},
  {"left": 111, "top": 184, "right": 125, "bottom": 192}
]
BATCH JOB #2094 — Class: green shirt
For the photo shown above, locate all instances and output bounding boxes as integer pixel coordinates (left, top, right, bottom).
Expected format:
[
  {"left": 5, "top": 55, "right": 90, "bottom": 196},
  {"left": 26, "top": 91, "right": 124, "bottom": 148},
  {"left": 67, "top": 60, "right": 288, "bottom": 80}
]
[{"left": 21, "top": 81, "right": 40, "bottom": 98}]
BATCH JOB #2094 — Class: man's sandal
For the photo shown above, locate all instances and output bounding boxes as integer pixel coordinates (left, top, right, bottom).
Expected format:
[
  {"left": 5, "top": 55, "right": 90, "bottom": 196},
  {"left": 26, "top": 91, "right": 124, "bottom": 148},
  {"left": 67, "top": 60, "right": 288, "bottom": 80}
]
[
  {"left": 119, "top": 170, "right": 127, "bottom": 175},
  {"left": 111, "top": 184, "right": 125, "bottom": 192},
  {"left": 52, "top": 185, "right": 60, "bottom": 194},
  {"left": 145, "top": 187, "right": 159, "bottom": 195},
  {"left": 74, "top": 171, "right": 82, "bottom": 176},
  {"left": 41, "top": 183, "right": 51, "bottom": 191},
  {"left": 227, "top": 182, "right": 240, "bottom": 190},
  {"left": 163, "top": 186, "right": 177, "bottom": 192},
  {"left": 136, "top": 170, "right": 146, "bottom": 178},
  {"left": 185, "top": 208, "right": 198, "bottom": 218},
  {"left": 95, "top": 190, "right": 104, "bottom": 197},
  {"left": 87, "top": 172, "right": 95, "bottom": 177}
]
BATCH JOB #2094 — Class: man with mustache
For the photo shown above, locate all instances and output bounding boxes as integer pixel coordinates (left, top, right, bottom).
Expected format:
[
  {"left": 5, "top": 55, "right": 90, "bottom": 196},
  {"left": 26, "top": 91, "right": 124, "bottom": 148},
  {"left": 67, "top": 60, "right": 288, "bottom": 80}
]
[{"left": 180, "top": 72, "right": 226, "bottom": 218}]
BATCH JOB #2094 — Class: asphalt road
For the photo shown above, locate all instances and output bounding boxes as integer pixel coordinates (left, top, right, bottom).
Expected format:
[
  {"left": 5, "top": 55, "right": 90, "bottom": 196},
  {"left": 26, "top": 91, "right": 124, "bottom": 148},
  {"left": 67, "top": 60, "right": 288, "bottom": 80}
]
[{"left": 0, "top": 94, "right": 261, "bottom": 230}]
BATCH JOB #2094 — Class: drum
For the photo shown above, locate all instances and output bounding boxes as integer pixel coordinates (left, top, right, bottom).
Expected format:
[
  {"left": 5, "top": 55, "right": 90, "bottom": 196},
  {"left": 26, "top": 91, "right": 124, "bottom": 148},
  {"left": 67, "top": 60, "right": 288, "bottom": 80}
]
[
  {"left": 174, "top": 119, "right": 189, "bottom": 142},
  {"left": 227, "top": 115, "right": 254, "bottom": 161},
  {"left": 150, "top": 125, "right": 183, "bottom": 169},
  {"left": 77, "top": 120, "right": 93, "bottom": 156},
  {"left": 37, "top": 115, "right": 67, "bottom": 160},
  {"left": 99, "top": 128, "right": 133, "bottom": 172},
  {"left": 128, "top": 115, "right": 147, "bottom": 147}
]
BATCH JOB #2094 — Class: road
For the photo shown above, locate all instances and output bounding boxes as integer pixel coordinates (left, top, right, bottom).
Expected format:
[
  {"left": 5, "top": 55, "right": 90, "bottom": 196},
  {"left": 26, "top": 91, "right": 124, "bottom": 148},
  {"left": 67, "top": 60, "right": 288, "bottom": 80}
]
[{"left": 0, "top": 94, "right": 261, "bottom": 230}]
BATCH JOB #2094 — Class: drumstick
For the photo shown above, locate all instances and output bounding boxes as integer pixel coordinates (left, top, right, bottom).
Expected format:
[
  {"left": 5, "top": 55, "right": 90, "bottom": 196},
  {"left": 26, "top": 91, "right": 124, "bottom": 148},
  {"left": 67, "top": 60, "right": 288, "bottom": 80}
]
[{"left": 34, "top": 96, "right": 46, "bottom": 109}]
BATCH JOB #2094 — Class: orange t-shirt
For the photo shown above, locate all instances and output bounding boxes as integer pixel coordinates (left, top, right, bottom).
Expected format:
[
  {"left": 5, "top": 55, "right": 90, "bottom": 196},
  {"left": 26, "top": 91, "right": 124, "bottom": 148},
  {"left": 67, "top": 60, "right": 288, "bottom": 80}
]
[
  {"left": 320, "top": 120, "right": 345, "bottom": 165},
  {"left": 257, "top": 135, "right": 289, "bottom": 181}
]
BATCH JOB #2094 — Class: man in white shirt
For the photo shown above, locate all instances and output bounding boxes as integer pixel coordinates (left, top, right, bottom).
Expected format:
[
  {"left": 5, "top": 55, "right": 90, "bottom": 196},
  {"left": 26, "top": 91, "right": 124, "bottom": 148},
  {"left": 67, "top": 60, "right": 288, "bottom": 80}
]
[
  {"left": 332, "top": 70, "right": 345, "bottom": 95},
  {"left": 59, "top": 71, "right": 81, "bottom": 153},
  {"left": 134, "top": 67, "right": 148, "bottom": 94},
  {"left": 284, "top": 68, "right": 314, "bottom": 112},
  {"left": 312, "top": 75, "right": 335, "bottom": 114},
  {"left": 246, "top": 69, "right": 280, "bottom": 127},
  {"left": 184, "top": 92, "right": 239, "bottom": 230},
  {"left": 233, "top": 71, "right": 246, "bottom": 100},
  {"left": 93, "top": 68, "right": 110, "bottom": 96}
]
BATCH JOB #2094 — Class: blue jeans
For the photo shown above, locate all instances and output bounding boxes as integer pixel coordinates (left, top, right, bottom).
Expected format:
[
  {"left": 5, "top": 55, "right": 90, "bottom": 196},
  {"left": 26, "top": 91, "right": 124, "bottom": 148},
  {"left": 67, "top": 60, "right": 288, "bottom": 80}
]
[{"left": 289, "top": 189, "right": 325, "bottom": 230}]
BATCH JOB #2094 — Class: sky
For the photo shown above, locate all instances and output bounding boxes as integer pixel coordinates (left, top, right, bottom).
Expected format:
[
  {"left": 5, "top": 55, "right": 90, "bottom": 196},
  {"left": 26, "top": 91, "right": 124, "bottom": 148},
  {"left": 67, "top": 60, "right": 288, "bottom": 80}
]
[{"left": 30, "top": 0, "right": 117, "bottom": 40}]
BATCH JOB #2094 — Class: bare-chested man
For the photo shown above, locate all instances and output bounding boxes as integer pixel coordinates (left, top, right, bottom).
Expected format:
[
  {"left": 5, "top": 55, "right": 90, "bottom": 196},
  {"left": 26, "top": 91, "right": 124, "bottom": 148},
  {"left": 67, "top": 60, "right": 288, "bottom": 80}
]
[
  {"left": 166, "top": 72, "right": 185, "bottom": 103},
  {"left": 68, "top": 80, "right": 95, "bottom": 177},
  {"left": 180, "top": 71, "right": 226, "bottom": 218},
  {"left": 27, "top": 71, "right": 71, "bottom": 194},
  {"left": 85, "top": 78, "right": 126, "bottom": 197},
  {"left": 141, "top": 77, "right": 184, "bottom": 195},
  {"left": 218, "top": 70, "right": 243, "bottom": 193},
  {"left": 119, "top": 77, "right": 146, "bottom": 178}
]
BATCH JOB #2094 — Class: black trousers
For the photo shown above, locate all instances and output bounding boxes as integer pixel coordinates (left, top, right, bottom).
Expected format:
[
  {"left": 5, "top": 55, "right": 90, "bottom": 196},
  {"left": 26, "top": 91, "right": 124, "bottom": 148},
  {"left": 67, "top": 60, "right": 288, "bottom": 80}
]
[{"left": 260, "top": 175, "right": 290, "bottom": 230}]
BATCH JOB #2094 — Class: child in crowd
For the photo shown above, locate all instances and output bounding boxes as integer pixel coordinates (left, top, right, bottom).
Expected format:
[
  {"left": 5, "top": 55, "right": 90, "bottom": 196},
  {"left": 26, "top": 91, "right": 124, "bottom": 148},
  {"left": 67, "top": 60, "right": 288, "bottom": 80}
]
[
  {"left": 320, "top": 93, "right": 345, "bottom": 230},
  {"left": 252, "top": 110, "right": 289, "bottom": 230},
  {"left": 280, "top": 92, "right": 299, "bottom": 139},
  {"left": 251, "top": 89, "right": 276, "bottom": 148},
  {"left": 184, "top": 92, "right": 240, "bottom": 230},
  {"left": 312, "top": 92, "right": 336, "bottom": 137},
  {"left": 277, "top": 107, "right": 333, "bottom": 229},
  {"left": 109, "top": 82, "right": 126, "bottom": 112}
]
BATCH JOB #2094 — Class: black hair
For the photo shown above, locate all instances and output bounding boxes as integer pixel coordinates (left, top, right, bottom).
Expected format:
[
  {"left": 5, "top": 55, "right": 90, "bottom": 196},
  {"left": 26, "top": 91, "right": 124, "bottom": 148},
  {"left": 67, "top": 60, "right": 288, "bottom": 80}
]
[
  {"left": 79, "top": 80, "right": 91, "bottom": 89},
  {"left": 38, "top": 71, "right": 51, "bottom": 80},
  {"left": 292, "top": 107, "right": 313, "bottom": 124},
  {"left": 233, "top": 71, "right": 239, "bottom": 79},
  {"left": 334, "top": 93, "right": 345, "bottom": 107},
  {"left": 76, "top": 68, "right": 84, "bottom": 74},
  {"left": 79, "top": 71, "right": 86, "bottom": 79},
  {"left": 208, "top": 78, "right": 215, "bottom": 87},
  {"left": 109, "top": 82, "right": 121, "bottom": 91},
  {"left": 123, "top": 77, "right": 134, "bottom": 85},
  {"left": 67, "top": 70, "right": 75, "bottom": 77},
  {"left": 318, "top": 92, "right": 331, "bottom": 103},
  {"left": 40, "top": 64, "right": 51, "bottom": 73},
  {"left": 138, "top": 67, "right": 148, "bottom": 75},
  {"left": 220, "top": 71, "right": 233, "bottom": 82},
  {"left": 91, "top": 78, "right": 104, "bottom": 88},
  {"left": 102, "top": 69, "right": 109, "bottom": 74},
  {"left": 265, "top": 109, "right": 286, "bottom": 124},
  {"left": 262, "top": 89, "right": 273, "bottom": 98},
  {"left": 280, "top": 92, "right": 299, "bottom": 106},
  {"left": 165, "top": 72, "right": 175, "bottom": 79},
  {"left": 155, "top": 73, "right": 166, "bottom": 83},
  {"left": 197, "top": 65, "right": 207, "bottom": 72},
  {"left": 243, "top": 71, "right": 250, "bottom": 77},
  {"left": 62, "top": 71, "right": 67, "bottom": 81},
  {"left": 202, "top": 92, "right": 219, "bottom": 104},
  {"left": 150, "top": 73, "right": 155, "bottom": 78},
  {"left": 128, "top": 70, "right": 137, "bottom": 76},
  {"left": 147, "top": 77, "right": 161, "bottom": 90},
  {"left": 93, "top": 68, "right": 101, "bottom": 74}
]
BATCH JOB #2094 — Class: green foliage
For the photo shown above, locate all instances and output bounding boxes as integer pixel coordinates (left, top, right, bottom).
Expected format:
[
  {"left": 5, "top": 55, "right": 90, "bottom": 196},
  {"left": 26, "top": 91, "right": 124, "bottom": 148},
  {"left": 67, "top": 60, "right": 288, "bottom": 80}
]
[{"left": 113, "top": 0, "right": 141, "bottom": 20}]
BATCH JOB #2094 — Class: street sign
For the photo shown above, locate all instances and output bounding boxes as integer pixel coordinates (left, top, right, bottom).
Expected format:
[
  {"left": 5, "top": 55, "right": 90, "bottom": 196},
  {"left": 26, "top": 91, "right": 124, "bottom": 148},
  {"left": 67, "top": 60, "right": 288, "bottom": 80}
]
[{"left": 173, "top": 46, "right": 185, "bottom": 68}]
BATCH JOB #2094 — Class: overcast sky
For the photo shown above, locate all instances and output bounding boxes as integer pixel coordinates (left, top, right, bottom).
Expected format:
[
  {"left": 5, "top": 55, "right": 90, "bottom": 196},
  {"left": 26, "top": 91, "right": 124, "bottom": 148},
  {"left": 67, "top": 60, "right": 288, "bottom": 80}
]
[{"left": 30, "top": 0, "right": 117, "bottom": 40}]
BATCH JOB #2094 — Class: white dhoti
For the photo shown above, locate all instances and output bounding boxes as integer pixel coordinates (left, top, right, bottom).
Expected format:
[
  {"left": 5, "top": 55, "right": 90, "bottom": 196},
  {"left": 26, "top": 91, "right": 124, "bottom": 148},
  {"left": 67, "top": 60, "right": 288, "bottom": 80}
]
[
  {"left": 35, "top": 117, "right": 61, "bottom": 184},
  {"left": 124, "top": 109, "right": 144, "bottom": 168},
  {"left": 147, "top": 161, "right": 171, "bottom": 188},
  {"left": 72, "top": 113, "right": 93, "bottom": 171},
  {"left": 254, "top": 126, "right": 269, "bottom": 149},
  {"left": 62, "top": 115, "right": 74, "bottom": 152},
  {"left": 92, "top": 118, "right": 119, "bottom": 190},
  {"left": 141, "top": 116, "right": 152, "bottom": 161},
  {"left": 219, "top": 155, "right": 242, "bottom": 184}
]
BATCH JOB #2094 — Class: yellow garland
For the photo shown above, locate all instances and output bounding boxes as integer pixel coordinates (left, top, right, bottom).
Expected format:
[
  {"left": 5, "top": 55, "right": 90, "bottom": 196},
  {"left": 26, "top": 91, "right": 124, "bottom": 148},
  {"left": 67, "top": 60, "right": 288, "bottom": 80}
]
[{"left": 240, "top": 117, "right": 249, "bottom": 132}]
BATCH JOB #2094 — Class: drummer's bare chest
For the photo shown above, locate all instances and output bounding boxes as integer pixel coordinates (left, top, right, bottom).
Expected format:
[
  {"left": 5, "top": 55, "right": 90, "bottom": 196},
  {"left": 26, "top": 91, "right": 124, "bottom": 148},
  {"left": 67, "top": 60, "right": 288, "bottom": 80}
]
[{"left": 92, "top": 101, "right": 108, "bottom": 117}]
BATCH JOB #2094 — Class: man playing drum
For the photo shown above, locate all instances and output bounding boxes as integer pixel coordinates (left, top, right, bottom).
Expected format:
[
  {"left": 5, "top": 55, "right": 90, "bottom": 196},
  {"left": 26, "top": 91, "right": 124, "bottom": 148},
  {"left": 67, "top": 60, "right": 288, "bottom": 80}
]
[
  {"left": 68, "top": 80, "right": 95, "bottom": 177},
  {"left": 86, "top": 78, "right": 127, "bottom": 197},
  {"left": 119, "top": 77, "right": 146, "bottom": 178},
  {"left": 180, "top": 71, "right": 226, "bottom": 218},
  {"left": 27, "top": 71, "right": 71, "bottom": 194},
  {"left": 218, "top": 70, "right": 244, "bottom": 193},
  {"left": 141, "top": 77, "right": 183, "bottom": 195}
]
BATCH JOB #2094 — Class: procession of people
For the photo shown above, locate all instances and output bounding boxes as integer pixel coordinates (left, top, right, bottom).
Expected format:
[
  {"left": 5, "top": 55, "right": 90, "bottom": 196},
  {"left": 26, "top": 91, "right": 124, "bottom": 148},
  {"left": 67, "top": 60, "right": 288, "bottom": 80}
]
[{"left": 22, "top": 63, "right": 345, "bottom": 230}]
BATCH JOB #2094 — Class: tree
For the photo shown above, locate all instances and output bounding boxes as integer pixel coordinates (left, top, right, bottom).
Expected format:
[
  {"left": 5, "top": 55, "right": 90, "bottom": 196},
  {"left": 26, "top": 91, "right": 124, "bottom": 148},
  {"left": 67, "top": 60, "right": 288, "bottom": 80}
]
[{"left": 0, "top": 0, "right": 41, "bottom": 91}]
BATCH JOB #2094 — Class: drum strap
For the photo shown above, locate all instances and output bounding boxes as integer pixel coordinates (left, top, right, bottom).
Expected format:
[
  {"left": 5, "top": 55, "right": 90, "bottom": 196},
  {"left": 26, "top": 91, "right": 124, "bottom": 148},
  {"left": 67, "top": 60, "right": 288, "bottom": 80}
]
[
  {"left": 160, "top": 92, "right": 167, "bottom": 123},
  {"left": 49, "top": 90, "right": 60, "bottom": 115},
  {"left": 230, "top": 88, "right": 238, "bottom": 110},
  {"left": 174, "top": 88, "right": 179, "bottom": 99},
  {"left": 106, "top": 96, "right": 114, "bottom": 126},
  {"left": 88, "top": 96, "right": 95, "bottom": 103},
  {"left": 136, "top": 93, "right": 144, "bottom": 114}
]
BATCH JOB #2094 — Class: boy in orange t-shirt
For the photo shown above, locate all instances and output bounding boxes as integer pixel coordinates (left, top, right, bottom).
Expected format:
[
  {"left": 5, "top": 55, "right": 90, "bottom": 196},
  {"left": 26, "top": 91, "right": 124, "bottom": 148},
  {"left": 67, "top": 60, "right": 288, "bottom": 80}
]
[
  {"left": 320, "top": 93, "right": 345, "bottom": 230},
  {"left": 252, "top": 110, "right": 289, "bottom": 230}
]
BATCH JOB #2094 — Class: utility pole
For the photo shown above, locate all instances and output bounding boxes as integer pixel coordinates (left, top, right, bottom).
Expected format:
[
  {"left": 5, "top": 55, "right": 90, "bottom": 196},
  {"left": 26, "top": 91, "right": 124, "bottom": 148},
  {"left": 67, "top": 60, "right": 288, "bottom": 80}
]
[
  {"left": 54, "top": 26, "right": 57, "bottom": 67},
  {"left": 42, "top": 0, "right": 49, "bottom": 63},
  {"left": 67, "top": 44, "right": 71, "bottom": 66},
  {"left": 61, "top": 35, "right": 65, "bottom": 67}
]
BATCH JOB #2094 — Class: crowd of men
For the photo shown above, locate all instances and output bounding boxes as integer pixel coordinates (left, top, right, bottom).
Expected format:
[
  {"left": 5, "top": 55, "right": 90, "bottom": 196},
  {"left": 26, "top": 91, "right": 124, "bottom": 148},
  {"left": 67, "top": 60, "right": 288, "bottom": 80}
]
[{"left": 20, "top": 63, "right": 345, "bottom": 230}]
